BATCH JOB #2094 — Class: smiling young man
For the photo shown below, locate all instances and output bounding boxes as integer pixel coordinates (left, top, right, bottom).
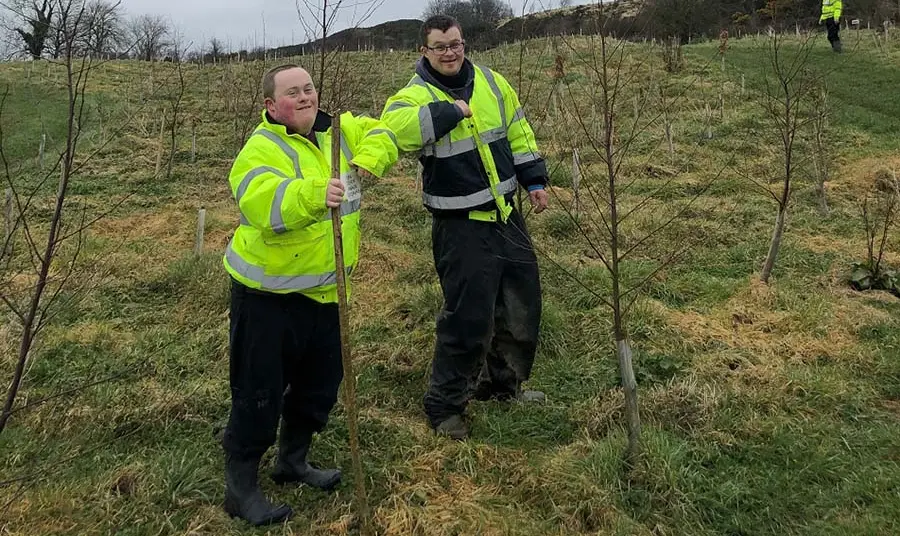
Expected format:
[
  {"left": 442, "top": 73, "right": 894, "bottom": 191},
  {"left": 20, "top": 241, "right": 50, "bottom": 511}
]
[
  {"left": 381, "top": 16, "right": 549, "bottom": 440},
  {"left": 221, "top": 64, "right": 397, "bottom": 525}
]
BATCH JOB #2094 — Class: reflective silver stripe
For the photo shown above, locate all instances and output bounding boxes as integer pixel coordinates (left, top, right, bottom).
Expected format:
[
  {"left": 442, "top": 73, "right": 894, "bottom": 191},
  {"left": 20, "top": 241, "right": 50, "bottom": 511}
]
[
  {"left": 480, "top": 127, "right": 506, "bottom": 144},
  {"left": 423, "top": 136, "right": 476, "bottom": 158},
  {"left": 340, "top": 135, "right": 353, "bottom": 163},
  {"left": 240, "top": 214, "right": 250, "bottom": 226},
  {"left": 254, "top": 130, "right": 303, "bottom": 178},
  {"left": 419, "top": 106, "right": 436, "bottom": 144},
  {"left": 322, "top": 197, "right": 362, "bottom": 221},
  {"left": 271, "top": 179, "right": 296, "bottom": 234},
  {"left": 422, "top": 176, "right": 518, "bottom": 210},
  {"left": 511, "top": 107, "right": 527, "bottom": 123},
  {"left": 478, "top": 65, "right": 507, "bottom": 130},
  {"left": 366, "top": 128, "right": 398, "bottom": 147},
  {"left": 513, "top": 152, "right": 541, "bottom": 165},
  {"left": 410, "top": 75, "right": 440, "bottom": 102},
  {"left": 226, "top": 239, "right": 349, "bottom": 291},
  {"left": 421, "top": 129, "right": 506, "bottom": 158},
  {"left": 237, "top": 166, "right": 288, "bottom": 202},
  {"left": 385, "top": 101, "right": 413, "bottom": 113}
]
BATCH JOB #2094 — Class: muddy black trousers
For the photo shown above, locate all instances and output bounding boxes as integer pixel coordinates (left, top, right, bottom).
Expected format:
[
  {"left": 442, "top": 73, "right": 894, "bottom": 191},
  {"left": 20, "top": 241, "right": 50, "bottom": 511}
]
[
  {"left": 825, "top": 18, "right": 841, "bottom": 47},
  {"left": 424, "top": 209, "right": 542, "bottom": 427},
  {"left": 222, "top": 280, "right": 343, "bottom": 460}
]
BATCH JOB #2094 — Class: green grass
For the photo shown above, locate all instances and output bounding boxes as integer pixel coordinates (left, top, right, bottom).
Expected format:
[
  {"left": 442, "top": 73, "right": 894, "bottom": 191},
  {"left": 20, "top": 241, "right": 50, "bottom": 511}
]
[{"left": 2, "top": 32, "right": 900, "bottom": 535}]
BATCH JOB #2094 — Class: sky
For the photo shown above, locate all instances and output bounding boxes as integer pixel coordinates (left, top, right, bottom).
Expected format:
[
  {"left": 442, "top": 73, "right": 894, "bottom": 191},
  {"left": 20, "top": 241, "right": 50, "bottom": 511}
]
[{"left": 117, "top": 0, "right": 586, "bottom": 52}]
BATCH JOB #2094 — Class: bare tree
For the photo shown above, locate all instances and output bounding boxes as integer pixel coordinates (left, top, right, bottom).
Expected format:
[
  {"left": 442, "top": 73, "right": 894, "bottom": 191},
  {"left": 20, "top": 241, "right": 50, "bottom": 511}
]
[
  {"left": 0, "top": 0, "right": 89, "bottom": 433},
  {"left": 206, "top": 36, "right": 223, "bottom": 63},
  {"left": 810, "top": 82, "right": 830, "bottom": 216},
  {"left": 295, "top": 0, "right": 384, "bottom": 110},
  {"left": 422, "top": 0, "right": 513, "bottom": 44},
  {"left": 222, "top": 61, "right": 267, "bottom": 151},
  {"left": 0, "top": 0, "right": 155, "bottom": 435},
  {"left": 537, "top": 11, "right": 724, "bottom": 462},
  {"left": 44, "top": 0, "right": 78, "bottom": 58},
  {"left": 8, "top": 0, "right": 54, "bottom": 59},
  {"left": 852, "top": 177, "right": 899, "bottom": 296},
  {"left": 166, "top": 24, "right": 191, "bottom": 62},
  {"left": 128, "top": 13, "right": 169, "bottom": 61},
  {"left": 7, "top": 0, "right": 121, "bottom": 59},
  {"left": 164, "top": 60, "right": 185, "bottom": 179},
  {"left": 755, "top": 33, "right": 818, "bottom": 284},
  {"left": 79, "top": 0, "right": 122, "bottom": 57}
]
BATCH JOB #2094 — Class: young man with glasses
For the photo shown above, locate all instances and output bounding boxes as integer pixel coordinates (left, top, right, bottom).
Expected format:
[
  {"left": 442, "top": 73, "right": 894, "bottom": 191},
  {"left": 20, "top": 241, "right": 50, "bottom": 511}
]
[{"left": 381, "top": 15, "right": 549, "bottom": 440}]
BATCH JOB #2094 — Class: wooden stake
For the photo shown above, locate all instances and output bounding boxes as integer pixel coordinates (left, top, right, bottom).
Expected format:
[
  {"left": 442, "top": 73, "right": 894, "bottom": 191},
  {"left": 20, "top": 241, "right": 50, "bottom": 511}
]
[
  {"left": 194, "top": 207, "right": 206, "bottom": 255},
  {"left": 720, "top": 83, "right": 726, "bottom": 119},
  {"left": 155, "top": 113, "right": 165, "bottom": 177},
  {"left": 705, "top": 104, "right": 712, "bottom": 139},
  {"left": 572, "top": 149, "right": 581, "bottom": 216},
  {"left": 38, "top": 133, "right": 46, "bottom": 169},
  {"left": 665, "top": 123, "right": 674, "bottom": 163},
  {"left": 329, "top": 115, "right": 372, "bottom": 536},
  {"left": 3, "top": 188, "right": 12, "bottom": 255}
]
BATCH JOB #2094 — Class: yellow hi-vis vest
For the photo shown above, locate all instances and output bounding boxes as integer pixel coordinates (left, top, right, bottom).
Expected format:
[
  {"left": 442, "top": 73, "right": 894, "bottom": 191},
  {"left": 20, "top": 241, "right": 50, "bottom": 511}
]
[
  {"left": 223, "top": 110, "right": 397, "bottom": 303},
  {"left": 821, "top": 0, "right": 842, "bottom": 22}
]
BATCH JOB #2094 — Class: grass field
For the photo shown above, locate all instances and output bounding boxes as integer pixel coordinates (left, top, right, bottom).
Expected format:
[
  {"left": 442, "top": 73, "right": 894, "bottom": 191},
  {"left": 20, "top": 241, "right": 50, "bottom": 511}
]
[{"left": 1, "top": 30, "right": 899, "bottom": 535}]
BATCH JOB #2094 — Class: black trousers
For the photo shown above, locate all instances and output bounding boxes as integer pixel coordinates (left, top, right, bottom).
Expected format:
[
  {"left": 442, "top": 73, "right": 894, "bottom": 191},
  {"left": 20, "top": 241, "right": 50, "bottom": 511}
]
[
  {"left": 424, "top": 209, "right": 542, "bottom": 427},
  {"left": 222, "top": 280, "right": 343, "bottom": 459},
  {"left": 825, "top": 17, "right": 840, "bottom": 46}
]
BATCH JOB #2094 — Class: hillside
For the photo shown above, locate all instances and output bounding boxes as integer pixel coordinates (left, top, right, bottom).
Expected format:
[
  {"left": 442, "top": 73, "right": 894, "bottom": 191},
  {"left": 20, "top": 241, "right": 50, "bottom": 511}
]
[
  {"left": 274, "top": 19, "right": 423, "bottom": 55},
  {"left": 264, "top": 2, "right": 649, "bottom": 55},
  {"left": 1, "top": 32, "right": 899, "bottom": 535}
]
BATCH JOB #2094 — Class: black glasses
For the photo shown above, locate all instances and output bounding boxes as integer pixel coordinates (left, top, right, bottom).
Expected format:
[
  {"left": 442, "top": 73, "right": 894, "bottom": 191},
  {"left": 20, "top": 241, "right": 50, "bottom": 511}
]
[{"left": 425, "top": 41, "right": 465, "bottom": 55}]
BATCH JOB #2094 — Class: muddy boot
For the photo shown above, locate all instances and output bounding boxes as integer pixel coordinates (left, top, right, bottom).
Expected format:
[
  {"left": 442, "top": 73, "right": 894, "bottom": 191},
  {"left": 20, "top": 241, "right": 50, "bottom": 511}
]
[
  {"left": 224, "top": 454, "right": 292, "bottom": 526},
  {"left": 434, "top": 414, "right": 469, "bottom": 440},
  {"left": 832, "top": 40, "right": 842, "bottom": 53},
  {"left": 271, "top": 421, "right": 341, "bottom": 491}
]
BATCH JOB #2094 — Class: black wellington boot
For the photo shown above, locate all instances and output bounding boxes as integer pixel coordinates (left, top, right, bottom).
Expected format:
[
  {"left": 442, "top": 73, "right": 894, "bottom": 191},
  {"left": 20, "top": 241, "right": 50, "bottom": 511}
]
[
  {"left": 224, "top": 454, "right": 293, "bottom": 526},
  {"left": 271, "top": 420, "right": 341, "bottom": 491}
]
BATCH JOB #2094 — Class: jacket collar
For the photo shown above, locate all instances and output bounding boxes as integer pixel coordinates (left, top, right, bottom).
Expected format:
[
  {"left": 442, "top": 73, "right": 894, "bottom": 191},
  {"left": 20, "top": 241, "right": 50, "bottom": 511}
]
[
  {"left": 261, "top": 109, "right": 333, "bottom": 136},
  {"left": 415, "top": 57, "right": 475, "bottom": 96}
]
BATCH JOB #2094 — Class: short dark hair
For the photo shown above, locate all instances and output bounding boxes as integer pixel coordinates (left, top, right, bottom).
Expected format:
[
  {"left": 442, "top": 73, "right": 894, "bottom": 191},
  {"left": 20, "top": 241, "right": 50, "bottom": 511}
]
[
  {"left": 262, "top": 64, "right": 301, "bottom": 100},
  {"left": 421, "top": 15, "right": 462, "bottom": 46}
]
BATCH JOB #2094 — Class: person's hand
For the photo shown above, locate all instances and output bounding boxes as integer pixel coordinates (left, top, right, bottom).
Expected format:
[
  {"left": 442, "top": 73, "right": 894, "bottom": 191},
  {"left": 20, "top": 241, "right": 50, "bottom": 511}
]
[
  {"left": 326, "top": 178, "right": 345, "bottom": 208},
  {"left": 352, "top": 164, "right": 374, "bottom": 181},
  {"left": 455, "top": 99, "right": 472, "bottom": 118},
  {"left": 529, "top": 189, "right": 549, "bottom": 214}
]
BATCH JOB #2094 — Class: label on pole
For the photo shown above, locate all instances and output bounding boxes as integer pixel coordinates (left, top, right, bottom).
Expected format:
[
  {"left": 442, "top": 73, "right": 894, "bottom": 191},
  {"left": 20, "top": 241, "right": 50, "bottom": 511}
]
[{"left": 342, "top": 169, "right": 362, "bottom": 203}]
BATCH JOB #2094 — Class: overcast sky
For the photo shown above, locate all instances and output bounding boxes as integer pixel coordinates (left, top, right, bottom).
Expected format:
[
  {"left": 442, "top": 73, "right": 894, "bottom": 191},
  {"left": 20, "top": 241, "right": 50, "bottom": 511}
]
[{"left": 117, "top": 0, "right": 585, "bottom": 51}]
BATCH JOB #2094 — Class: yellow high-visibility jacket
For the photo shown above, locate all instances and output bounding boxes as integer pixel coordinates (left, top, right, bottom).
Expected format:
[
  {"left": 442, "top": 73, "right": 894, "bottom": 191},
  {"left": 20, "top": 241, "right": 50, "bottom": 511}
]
[
  {"left": 821, "top": 0, "right": 842, "bottom": 22},
  {"left": 381, "top": 58, "right": 546, "bottom": 221},
  {"left": 223, "top": 110, "right": 397, "bottom": 303}
]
